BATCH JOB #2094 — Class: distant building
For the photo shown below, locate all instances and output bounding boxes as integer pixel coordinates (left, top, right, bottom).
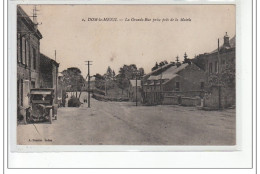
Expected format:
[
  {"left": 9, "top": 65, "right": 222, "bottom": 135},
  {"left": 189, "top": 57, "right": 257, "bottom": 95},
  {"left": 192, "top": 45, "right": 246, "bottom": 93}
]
[
  {"left": 128, "top": 80, "right": 142, "bottom": 102},
  {"left": 142, "top": 59, "right": 206, "bottom": 105},
  {"left": 143, "top": 62, "right": 205, "bottom": 93},
  {"left": 39, "top": 53, "right": 59, "bottom": 103},
  {"left": 17, "top": 5, "right": 42, "bottom": 108}
]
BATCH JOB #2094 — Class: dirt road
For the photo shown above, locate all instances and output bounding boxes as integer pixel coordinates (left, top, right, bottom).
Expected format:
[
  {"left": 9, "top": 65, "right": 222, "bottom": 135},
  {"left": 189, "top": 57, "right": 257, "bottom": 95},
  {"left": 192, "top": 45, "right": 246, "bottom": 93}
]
[{"left": 17, "top": 98, "right": 235, "bottom": 145}]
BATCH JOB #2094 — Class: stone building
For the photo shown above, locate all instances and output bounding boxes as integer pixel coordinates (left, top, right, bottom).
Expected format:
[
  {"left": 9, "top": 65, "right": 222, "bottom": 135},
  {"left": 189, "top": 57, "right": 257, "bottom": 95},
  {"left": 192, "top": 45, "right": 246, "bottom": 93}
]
[
  {"left": 142, "top": 57, "right": 206, "bottom": 105},
  {"left": 192, "top": 33, "right": 236, "bottom": 108},
  {"left": 39, "top": 53, "right": 59, "bottom": 103},
  {"left": 17, "top": 5, "right": 42, "bottom": 109}
]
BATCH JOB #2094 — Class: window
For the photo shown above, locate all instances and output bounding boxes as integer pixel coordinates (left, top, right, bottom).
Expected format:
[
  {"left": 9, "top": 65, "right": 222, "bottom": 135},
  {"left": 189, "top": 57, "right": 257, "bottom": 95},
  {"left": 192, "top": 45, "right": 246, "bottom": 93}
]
[
  {"left": 21, "top": 37, "right": 26, "bottom": 64},
  {"left": 201, "top": 82, "right": 204, "bottom": 89},
  {"left": 209, "top": 63, "right": 212, "bottom": 73},
  {"left": 33, "top": 48, "right": 36, "bottom": 70},
  {"left": 17, "top": 34, "right": 21, "bottom": 63},
  {"left": 20, "top": 79, "right": 23, "bottom": 106},
  {"left": 17, "top": 80, "right": 19, "bottom": 105},
  {"left": 215, "top": 61, "right": 218, "bottom": 73},
  {"left": 31, "top": 81, "right": 35, "bottom": 88},
  {"left": 25, "top": 40, "right": 29, "bottom": 66},
  {"left": 175, "top": 82, "right": 180, "bottom": 91},
  {"left": 19, "top": 35, "right": 23, "bottom": 63}
]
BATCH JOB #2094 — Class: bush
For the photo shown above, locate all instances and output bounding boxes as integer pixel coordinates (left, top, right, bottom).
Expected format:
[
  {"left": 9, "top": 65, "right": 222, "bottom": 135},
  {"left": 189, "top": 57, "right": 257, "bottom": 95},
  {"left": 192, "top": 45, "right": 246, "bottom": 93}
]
[
  {"left": 92, "top": 88, "right": 105, "bottom": 96},
  {"left": 68, "top": 96, "right": 81, "bottom": 107},
  {"left": 92, "top": 93, "right": 129, "bottom": 102}
]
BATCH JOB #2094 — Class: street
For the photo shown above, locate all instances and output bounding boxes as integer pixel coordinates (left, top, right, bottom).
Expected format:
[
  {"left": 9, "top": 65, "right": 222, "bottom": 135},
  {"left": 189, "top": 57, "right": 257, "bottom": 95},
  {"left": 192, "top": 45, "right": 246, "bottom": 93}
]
[{"left": 17, "top": 98, "right": 236, "bottom": 145}]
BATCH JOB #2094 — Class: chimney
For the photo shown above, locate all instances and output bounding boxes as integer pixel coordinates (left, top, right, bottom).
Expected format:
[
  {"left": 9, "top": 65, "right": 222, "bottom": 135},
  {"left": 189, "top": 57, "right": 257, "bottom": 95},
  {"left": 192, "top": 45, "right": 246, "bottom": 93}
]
[{"left": 223, "top": 32, "right": 230, "bottom": 47}]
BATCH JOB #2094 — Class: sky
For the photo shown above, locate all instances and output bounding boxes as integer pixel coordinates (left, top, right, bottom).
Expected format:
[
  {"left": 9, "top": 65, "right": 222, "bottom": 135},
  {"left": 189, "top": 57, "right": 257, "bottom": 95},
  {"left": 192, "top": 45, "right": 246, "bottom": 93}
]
[{"left": 20, "top": 5, "right": 236, "bottom": 78}]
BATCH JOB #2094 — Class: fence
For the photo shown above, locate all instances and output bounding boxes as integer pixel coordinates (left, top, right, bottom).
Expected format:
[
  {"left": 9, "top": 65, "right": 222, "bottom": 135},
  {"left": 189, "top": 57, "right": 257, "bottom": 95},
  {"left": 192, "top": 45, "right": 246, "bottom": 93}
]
[{"left": 143, "top": 91, "right": 204, "bottom": 106}]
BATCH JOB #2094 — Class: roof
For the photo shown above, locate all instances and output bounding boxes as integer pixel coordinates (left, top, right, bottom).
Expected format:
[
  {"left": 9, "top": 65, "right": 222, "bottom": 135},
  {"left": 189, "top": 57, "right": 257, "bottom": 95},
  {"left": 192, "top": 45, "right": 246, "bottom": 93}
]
[
  {"left": 162, "top": 74, "right": 179, "bottom": 84},
  {"left": 148, "top": 63, "right": 189, "bottom": 81},
  {"left": 129, "top": 80, "right": 141, "bottom": 87},
  {"left": 17, "top": 6, "right": 43, "bottom": 39},
  {"left": 40, "top": 53, "right": 59, "bottom": 67},
  {"left": 143, "top": 63, "right": 173, "bottom": 79},
  {"left": 210, "top": 35, "right": 236, "bottom": 54}
]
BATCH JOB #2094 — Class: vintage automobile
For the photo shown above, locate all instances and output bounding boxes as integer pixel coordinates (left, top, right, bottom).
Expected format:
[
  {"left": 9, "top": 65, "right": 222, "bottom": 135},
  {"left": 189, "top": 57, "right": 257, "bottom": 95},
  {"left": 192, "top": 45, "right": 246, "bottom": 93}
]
[{"left": 26, "top": 88, "right": 57, "bottom": 124}]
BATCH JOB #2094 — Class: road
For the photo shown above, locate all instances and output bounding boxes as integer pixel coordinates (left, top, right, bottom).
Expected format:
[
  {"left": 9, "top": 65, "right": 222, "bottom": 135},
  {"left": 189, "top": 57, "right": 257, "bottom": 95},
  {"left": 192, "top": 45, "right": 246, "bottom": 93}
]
[{"left": 17, "top": 98, "right": 236, "bottom": 145}]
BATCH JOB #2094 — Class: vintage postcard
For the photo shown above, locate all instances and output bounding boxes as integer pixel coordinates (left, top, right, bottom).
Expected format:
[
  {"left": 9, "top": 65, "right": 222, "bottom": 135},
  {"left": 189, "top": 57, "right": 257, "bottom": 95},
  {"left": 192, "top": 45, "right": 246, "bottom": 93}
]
[{"left": 16, "top": 4, "right": 236, "bottom": 146}]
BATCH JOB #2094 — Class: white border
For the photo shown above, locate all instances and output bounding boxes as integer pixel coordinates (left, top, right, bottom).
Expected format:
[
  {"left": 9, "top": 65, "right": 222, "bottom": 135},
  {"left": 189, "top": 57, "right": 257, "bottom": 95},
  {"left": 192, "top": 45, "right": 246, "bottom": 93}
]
[{"left": 5, "top": 0, "right": 255, "bottom": 170}]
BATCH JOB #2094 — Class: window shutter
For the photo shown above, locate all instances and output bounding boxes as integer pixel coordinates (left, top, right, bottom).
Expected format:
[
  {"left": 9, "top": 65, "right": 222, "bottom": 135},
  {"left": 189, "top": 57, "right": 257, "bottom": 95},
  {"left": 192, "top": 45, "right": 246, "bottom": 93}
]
[
  {"left": 17, "top": 34, "right": 21, "bottom": 62},
  {"left": 22, "top": 37, "right": 26, "bottom": 64},
  {"left": 26, "top": 40, "right": 30, "bottom": 66}
]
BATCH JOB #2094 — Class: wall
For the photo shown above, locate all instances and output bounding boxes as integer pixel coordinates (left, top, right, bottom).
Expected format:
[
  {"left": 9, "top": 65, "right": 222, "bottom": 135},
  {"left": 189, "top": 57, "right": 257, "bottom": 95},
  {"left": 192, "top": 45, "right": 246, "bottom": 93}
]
[
  {"left": 204, "top": 48, "right": 235, "bottom": 84},
  {"left": 203, "top": 86, "right": 235, "bottom": 109},
  {"left": 163, "top": 63, "right": 206, "bottom": 93},
  {"left": 39, "top": 54, "right": 59, "bottom": 103},
  {"left": 17, "top": 7, "right": 41, "bottom": 109}
]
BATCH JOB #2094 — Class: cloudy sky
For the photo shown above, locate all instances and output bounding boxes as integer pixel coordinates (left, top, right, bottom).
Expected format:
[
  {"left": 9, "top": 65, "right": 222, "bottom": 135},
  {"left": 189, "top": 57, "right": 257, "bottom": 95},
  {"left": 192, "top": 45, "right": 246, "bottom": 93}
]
[{"left": 21, "top": 5, "right": 235, "bottom": 77}]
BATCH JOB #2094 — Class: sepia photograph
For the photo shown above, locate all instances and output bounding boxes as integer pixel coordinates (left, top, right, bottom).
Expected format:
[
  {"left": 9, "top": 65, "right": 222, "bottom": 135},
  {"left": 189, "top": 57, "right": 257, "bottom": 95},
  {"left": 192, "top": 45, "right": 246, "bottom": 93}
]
[{"left": 16, "top": 4, "right": 236, "bottom": 146}]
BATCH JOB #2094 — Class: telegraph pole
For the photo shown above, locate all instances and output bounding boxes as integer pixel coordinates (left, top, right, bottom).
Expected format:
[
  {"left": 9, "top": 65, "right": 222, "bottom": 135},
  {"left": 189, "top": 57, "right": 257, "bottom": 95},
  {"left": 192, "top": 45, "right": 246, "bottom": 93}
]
[
  {"left": 217, "top": 38, "right": 221, "bottom": 110},
  {"left": 55, "top": 50, "right": 56, "bottom": 61},
  {"left": 135, "top": 71, "right": 140, "bottom": 106},
  {"left": 85, "top": 61, "right": 92, "bottom": 108},
  {"left": 136, "top": 76, "right": 138, "bottom": 106}
]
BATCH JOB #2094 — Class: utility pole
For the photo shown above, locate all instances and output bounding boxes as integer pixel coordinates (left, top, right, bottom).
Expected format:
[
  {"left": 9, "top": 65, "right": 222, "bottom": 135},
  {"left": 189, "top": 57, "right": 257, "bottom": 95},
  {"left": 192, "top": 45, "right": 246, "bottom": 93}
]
[
  {"left": 217, "top": 38, "right": 221, "bottom": 110},
  {"left": 85, "top": 61, "right": 93, "bottom": 108},
  {"left": 55, "top": 50, "right": 56, "bottom": 61},
  {"left": 135, "top": 71, "right": 140, "bottom": 106},
  {"left": 136, "top": 76, "right": 138, "bottom": 106},
  {"left": 160, "top": 66, "right": 162, "bottom": 104}
]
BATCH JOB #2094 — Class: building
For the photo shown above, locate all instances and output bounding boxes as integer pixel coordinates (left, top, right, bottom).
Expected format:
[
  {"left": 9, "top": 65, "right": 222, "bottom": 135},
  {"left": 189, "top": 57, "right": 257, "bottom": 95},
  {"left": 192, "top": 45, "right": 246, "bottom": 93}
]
[
  {"left": 17, "top": 5, "right": 42, "bottom": 109},
  {"left": 143, "top": 57, "right": 206, "bottom": 105},
  {"left": 128, "top": 80, "right": 142, "bottom": 102},
  {"left": 39, "top": 53, "right": 59, "bottom": 103},
  {"left": 192, "top": 33, "right": 236, "bottom": 108}
]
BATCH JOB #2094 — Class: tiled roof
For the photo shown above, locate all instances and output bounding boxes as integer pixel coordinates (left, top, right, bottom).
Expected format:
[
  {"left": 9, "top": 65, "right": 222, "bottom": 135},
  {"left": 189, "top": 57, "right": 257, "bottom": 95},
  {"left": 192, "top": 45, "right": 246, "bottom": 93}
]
[
  {"left": 143, "top": 63, "right": 173, "bottom": 79},
  {"left": 148, "top": 64, "right": 189, "bottom": 81},
  {"left": 17, "top": 6, "right": 42, "bottom": 39},
  {"left": 40, "top": 53, "right": 59, "bottom": 67}
]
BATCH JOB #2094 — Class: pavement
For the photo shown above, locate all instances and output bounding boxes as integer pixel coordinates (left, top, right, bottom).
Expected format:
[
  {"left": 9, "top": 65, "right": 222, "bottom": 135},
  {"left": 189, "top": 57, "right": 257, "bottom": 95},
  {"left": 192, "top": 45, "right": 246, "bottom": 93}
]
[{"left": 17, "top": 98, "right": 236, "bottom": 145}]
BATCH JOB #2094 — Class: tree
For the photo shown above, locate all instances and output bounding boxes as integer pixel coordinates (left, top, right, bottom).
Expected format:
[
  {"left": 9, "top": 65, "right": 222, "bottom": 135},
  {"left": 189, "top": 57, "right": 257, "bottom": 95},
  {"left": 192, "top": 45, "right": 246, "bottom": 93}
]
[
  {"left": 94, "top": 73, "right": 105, "bottom": 90},
  {"left": 138, "top": 68, "right": 145, "bottom": 77},
  {"left": 116, "top": 64, "right": 144, "bottom": 94},
  {"left": 105, "top": 66, "right": 113, "bottom": 80},
  {"left": 61, "top": 67, "right": 85, "bottom": 98},
  {"left": 152, "top": 62, "right": 159, "bottom": 71},
  {"left": 208, "top": 62, "right": 235, "bottom": 88}
]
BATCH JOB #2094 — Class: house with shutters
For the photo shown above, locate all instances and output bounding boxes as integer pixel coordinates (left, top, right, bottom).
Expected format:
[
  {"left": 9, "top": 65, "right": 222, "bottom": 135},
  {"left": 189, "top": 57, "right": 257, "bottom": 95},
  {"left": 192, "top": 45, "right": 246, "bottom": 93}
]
[
  {"left": 17, "top": 5, "right": 42, "bottom": 109},
  {"left": 17, "top": 6, "right": 60, "bottom": 116}
]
